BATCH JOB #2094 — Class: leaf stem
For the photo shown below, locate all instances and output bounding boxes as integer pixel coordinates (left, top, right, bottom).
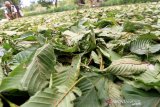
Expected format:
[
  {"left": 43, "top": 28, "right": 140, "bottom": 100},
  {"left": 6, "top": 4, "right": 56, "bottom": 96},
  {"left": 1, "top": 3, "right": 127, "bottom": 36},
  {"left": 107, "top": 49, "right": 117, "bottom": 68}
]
[{"left": 55, "top": 77, "right": 85, "bottom": 107}]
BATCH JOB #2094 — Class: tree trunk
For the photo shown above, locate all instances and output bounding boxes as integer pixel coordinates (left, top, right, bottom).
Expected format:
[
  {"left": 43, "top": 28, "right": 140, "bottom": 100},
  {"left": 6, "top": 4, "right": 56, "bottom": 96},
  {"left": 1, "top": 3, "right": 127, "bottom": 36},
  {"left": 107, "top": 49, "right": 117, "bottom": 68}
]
[
  {"left": 55, "top": 0, "right": 58, "bottom": 7},
  {"left": 78, "top": 0, "right": 85, "bottom": 4}
]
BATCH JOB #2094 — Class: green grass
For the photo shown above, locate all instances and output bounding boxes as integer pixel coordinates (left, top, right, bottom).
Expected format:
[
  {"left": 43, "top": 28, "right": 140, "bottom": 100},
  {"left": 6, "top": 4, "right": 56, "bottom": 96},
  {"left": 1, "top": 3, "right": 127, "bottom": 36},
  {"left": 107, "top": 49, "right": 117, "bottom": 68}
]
[{"left": 23, "top": 5, "right": 79, "bottom": 17}]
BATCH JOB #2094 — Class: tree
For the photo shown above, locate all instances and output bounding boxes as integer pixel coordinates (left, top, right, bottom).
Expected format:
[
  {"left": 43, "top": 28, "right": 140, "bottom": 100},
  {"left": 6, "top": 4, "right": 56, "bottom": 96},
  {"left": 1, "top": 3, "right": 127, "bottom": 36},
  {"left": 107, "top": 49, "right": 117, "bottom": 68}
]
[
  {"left": 53, "top": 0, "right": 58, "bottom": 7},
  {"left": 11, "top": 0, "right": 20, "bottom": 5},
  {"left": 0, "top": 0, "right": 20, "bottom": 5},
  {"left": 38, "top": 0, "right": 58, "bottom": 8},
  {"left": 78, "top": 0, "right": 85, "bottom": 4}
]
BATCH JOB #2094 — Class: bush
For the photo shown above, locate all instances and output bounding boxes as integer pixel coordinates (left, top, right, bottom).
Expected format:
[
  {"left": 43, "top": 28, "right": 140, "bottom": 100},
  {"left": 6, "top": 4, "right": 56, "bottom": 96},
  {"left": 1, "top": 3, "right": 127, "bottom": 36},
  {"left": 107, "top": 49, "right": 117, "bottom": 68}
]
[
  {"left": 0, "top": 9, "right": 4, "bottom": 20},
  {"left": 53, "top": 5, "right": 78, "bottom": 12},
  {"left": 24, "top": 5, "right": 78, "bottom": 17}
]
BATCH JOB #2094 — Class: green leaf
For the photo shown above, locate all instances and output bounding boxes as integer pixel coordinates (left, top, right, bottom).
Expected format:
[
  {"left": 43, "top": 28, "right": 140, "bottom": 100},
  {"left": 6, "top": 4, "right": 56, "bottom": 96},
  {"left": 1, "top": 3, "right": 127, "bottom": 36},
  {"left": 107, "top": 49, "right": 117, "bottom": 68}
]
[
  {"left": 21, "top": 44, "right": 56, "bottom": 94},
  {"left": 22, "top": 87, "right": 80, "bottom": 107},
  {"left": 138, "top": 33, "right": 158, "bottom": 40},
  {"left": 75, "top": 76, "right": 101, "bottom": 107},
  {"left": 13, "top": 46, "right": 38, "bottom": 63},
  {"left": 21, "top": 88, "right": 57, "bottom": 107},
  {"left": 149, "top": 54, "right": 160, "bottom": 63},
  {"left": 95, "top": 77, "right": 123, "bottom": 107},
  {"left": 122, "top": 84, "right": 160, "bottom": 107},
  {"left": 52, "top": 55, "right": 81, "bottom": 88},
  {"left": 36, "top": 34, "right": 46, "bottom": 45},
  {"left": 98, "top": 26, "right": 123, "bottom": 39},
  {"left": 123, "top": 21, "right": 143, "bottom": 33},
  {"left": 98, "top": 46, "right": 121, "bottom": 61},
  {"left": 91, "top": 51, "right": 100, "bottom": 64},
  {"left": 79, "top": 32, "right": 96, "bottom": 53},
  {"left": 75, "top": 73, "right": 123, "bottom": 107},
  {"left": 130, "top": 39, "right": 151, "bottom": 55},
  {"left": 0, "top": 62, "right": 26, "bottom": 92},
  {"left": 105, "top": 58, "right": 149, "bottom": 76},
  {"left": 130, "top": 39, "right": 160, "bottom": 55},
  {"left": 51, "top": 55, "right": 82, "bottom": 107},
  {"left": 149, "top": 44, "right": 160, "bottom": 53},
  {"left": 18, "top": 32, "right": 36, "bottom": 41},
  {"left": 132, "top": 64, "right": 160, "bottom": 87},
  {"left": 62, "top": 30, "right": 84, "bottom": 46},
  {"left": 53, "top": 42, "right": 78, "bottom": 53},
  {"left": 119, "top": 77, "right": 153, "bottom": 90},
  {"left": 0, "top": 98, "right": 3, "bottom": 107},
  {"left": 95, "top": 18, "right": 117, "bottom": 28},
  {"left": 22, "top": 55, "right": 82, "bottom": 107}
]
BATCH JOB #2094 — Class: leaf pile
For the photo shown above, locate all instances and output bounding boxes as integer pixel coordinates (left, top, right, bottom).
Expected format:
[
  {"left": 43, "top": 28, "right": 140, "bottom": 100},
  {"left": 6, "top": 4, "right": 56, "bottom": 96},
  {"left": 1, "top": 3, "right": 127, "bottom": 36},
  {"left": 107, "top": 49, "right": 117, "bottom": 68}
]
[{"left": 0, "top": 2, "right": 160, "bottom": 107}]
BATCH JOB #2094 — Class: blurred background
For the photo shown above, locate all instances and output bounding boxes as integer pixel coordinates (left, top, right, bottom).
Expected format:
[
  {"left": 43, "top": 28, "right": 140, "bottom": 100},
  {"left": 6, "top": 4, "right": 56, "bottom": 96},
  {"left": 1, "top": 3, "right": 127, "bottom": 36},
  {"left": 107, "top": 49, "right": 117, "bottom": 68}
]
[{"left": 0, "top": 0, "right": 159, "bottom": 20}]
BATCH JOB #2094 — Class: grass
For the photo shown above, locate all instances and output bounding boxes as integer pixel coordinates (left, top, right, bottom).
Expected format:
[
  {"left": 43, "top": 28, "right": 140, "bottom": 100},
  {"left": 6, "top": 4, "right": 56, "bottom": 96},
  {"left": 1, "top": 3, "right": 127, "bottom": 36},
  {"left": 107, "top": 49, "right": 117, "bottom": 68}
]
[{"left": 23, "top": 5, "right": 79, "bottom": 17}]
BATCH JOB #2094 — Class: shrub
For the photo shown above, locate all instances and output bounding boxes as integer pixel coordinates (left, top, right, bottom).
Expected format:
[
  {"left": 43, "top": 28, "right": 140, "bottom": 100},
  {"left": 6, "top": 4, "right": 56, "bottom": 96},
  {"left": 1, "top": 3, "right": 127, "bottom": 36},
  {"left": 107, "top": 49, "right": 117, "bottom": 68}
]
[{"left": 0, "top": 9, "right": 4, "bottom": 20}]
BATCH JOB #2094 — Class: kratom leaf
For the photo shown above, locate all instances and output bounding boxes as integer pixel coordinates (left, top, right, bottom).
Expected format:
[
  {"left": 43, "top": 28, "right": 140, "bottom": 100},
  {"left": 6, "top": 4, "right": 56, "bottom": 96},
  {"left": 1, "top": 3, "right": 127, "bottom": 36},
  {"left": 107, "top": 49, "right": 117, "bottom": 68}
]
[
  {"left": 53, "top": 42, "right": 78, "bottom": 53},
  {"left": 119, "top": 77, "right": 153, "bottom": 90},
  {"left": 79, "top": 32, "right": 96, "bottom": 53},
  {"left": 22, "top": 55, "right": 82, "bottom": 107},
  {"left": 0, "top": 62, "right": 26, "bottom": 92},
  {"left": 98, "top": 26, "right": 124, "bottom": 39},
  {"left": 98, "top": 46, "right": 121, "bottom": 61},
  {"left": 95, "top": 18, "right": 117, "bottom": 28},
  {"left": 51, "top": 55, "right": 82, "bottom": 107},
  {"left": 95, "top": 77, "right": 123, "bottom": 107},
  {"left": 91, "top": 51, "right": 100, "bottom": 64},
  {"left": 130, "top": 39, "right": 160, "bottom": 55},
  {"left": 123, "top": 21, "right": 143, "bottom": 33},
  {"left": 62, "top": 30, "right": 84, "bottom": 46},
  {"left": 75, "top": 76, "right": 101, "bottom": 107},
  {"left": 21, "top": 88, "right": 57, "bottom": 107},
  {"left": 52, "top": 55, "right": 81, "bottom": 88},
  {"left": 149, "top": 54, "right": 160, "bottom": 63},
  {"left": 149, "top": 44, "right": 160, "bottom": 53},
  {"left": 21, "top": 44, "right": 56, "bottom": 94},
  {"left": 22, "top": 87, "right": 81, "bottom": 107},
  {"left": 75, "top": 73, "right": 123, "bottom": 107},
  {"left": 105, "top": 58, "right": 149, "bottom": 76},
  {"left": 36, "top": 34, "right": 46, "bottom": 45},
  {"left": 13, "top": 46, "right": 38, "bottom": 63},
  {"left": 18, "top": 32, "right": 36, "bottom": 41},
  {"left": 132, "top": 64, "right": 160, "bottom": 86},
  {"left": 130, "top": 39, "right": 151, "bottom": 55},
  {"left": 0, "top": 98, "right": 3, "bottom": 107},
  {"left": 55, "top": 85, "right": 81, "bottom": 107},
  {"left": 122, "top": 84, "right": 160, "bottom": 107}
]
